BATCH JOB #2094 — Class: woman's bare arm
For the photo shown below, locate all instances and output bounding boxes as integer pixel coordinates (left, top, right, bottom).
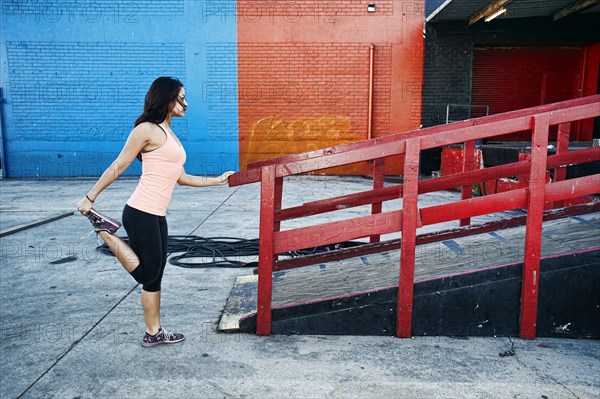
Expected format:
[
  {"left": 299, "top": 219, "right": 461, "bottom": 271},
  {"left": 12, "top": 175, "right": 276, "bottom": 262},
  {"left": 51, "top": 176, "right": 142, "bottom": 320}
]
[
  {"left": 177, "top": 169, "right": 235, "bottom": 187},
  {"left": 77, "top": 124, "right": 152, "bottom": 213}
]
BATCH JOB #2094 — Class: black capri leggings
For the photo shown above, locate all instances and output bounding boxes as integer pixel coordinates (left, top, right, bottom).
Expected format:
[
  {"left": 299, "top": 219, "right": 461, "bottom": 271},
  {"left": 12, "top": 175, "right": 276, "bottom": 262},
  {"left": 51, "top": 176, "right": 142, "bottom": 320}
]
[{"left": 122, "top": 204, "right": 168, "bottom": 292}]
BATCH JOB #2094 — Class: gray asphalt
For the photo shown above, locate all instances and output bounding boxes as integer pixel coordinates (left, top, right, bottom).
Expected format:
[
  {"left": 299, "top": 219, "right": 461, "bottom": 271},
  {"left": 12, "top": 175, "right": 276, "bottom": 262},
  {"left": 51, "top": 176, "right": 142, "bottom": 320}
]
[{"left": 1, "top": 176, "right": 598, "bottom": 399}]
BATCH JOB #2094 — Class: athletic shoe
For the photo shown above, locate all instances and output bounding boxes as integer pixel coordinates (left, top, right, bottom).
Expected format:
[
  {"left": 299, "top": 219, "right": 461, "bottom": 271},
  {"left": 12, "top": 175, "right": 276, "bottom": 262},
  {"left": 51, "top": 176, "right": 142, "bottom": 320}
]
[
  {"left": 86, "top": 208, "right": 122, "bottom": 235},
  {"left": 142, "top": 327, "right": 185, "bottom": 347}
]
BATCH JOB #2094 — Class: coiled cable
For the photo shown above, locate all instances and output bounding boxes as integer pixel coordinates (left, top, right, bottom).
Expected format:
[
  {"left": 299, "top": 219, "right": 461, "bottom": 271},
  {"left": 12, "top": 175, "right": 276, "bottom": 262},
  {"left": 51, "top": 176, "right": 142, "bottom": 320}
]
[{"left": 97, "top": 236, "right": 363, "bottom": 268}]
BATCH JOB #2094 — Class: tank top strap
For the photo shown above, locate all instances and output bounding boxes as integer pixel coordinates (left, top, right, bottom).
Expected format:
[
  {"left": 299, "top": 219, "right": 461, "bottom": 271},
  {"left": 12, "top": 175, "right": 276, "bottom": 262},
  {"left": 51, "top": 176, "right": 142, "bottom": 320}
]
[
  {"left": 156, "top": 123, "right": 167, "bottom": 134},
  {"left": 156, "top": 123, "right": 169, "bottom": 141}
]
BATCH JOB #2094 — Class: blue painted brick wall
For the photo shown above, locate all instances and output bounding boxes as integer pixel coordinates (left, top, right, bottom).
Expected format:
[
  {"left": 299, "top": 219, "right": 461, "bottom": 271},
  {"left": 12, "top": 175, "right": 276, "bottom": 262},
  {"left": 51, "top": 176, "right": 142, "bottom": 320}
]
[
  {"left": 6, "top": 41, "right": 187, "bottom": 142},
  {"left": 1, "top": 0, "right": 238, "bottom": 177},
  {"left": 2, "top": 0, "right": 184, "bottom": 19},
  {"left": 206, "top": 43, "right": 238, "bottom": 140}
]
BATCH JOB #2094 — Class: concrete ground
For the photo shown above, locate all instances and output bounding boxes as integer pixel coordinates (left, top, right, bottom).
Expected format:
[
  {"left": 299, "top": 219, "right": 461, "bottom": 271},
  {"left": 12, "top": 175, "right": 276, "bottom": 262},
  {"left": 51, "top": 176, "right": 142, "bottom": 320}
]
[{"left": 0, "top": 176, "right": 598, "bottom": 399}]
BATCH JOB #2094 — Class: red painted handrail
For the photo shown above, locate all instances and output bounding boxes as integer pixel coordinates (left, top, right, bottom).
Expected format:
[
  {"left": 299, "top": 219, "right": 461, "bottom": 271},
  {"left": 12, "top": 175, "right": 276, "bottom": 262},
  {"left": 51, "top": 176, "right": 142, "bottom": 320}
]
[
  {"left": 229, "top": 95, "right": 600, "bottom": 338},
  {"left": 230, "top": 95, "right": 600, "bottom": 186}
]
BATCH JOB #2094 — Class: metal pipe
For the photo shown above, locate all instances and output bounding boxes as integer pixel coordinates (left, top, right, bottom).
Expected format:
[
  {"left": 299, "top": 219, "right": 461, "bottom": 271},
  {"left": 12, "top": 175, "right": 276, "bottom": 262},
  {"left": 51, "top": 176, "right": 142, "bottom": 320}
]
[
  {"left": 367, "top": 44, "right": 375, "bottom": 140},
  {"left": 0, "top": 88, "right": 6, "bottom": 178}
]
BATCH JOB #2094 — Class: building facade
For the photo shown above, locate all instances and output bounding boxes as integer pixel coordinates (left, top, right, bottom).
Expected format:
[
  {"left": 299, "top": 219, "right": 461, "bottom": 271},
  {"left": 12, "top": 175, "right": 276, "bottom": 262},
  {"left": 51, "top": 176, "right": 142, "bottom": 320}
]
[
  {"left": 421, "top": 0, "right": 600, "bottom": 173},
  {"left": 1, "top": 1, "right": 424, "bottom": 177}
]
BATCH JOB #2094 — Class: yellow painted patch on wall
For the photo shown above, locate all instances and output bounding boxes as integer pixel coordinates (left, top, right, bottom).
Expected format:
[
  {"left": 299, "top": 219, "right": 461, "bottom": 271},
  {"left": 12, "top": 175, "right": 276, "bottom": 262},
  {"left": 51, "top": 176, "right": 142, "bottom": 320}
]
[{"left": 241, "top": 115, "right": 365, "bottom": 173}]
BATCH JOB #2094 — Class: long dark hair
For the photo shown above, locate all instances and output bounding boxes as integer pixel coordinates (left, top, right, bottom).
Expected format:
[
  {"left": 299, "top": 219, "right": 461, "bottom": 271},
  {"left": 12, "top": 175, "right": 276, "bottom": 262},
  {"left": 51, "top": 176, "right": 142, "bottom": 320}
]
[
  {"left": 134, "top": 76, "right": 183, "bottom": 160},
  {"left": 135, "top": 76, "right": 183, "bottom": 127}
]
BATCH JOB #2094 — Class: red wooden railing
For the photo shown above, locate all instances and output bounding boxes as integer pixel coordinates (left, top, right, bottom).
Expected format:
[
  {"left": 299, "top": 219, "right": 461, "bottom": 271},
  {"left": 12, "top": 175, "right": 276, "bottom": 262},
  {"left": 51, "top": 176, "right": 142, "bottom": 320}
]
[{"left": 229, "top": 95, "right": 600, "bottom": 339}]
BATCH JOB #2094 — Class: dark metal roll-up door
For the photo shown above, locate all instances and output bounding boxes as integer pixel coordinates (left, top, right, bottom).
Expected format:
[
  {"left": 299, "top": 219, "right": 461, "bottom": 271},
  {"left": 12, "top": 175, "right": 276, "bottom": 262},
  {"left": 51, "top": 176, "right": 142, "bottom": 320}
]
[{"left": 471, "top": 47, "right": 582, "bottom": 141}]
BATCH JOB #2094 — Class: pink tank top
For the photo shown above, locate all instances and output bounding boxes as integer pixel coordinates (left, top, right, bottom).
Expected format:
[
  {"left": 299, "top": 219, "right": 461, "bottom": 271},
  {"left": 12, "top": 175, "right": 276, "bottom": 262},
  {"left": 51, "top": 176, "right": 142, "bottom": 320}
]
[{"left": 127, "top": 125, "right": 187, "bottom": 216}]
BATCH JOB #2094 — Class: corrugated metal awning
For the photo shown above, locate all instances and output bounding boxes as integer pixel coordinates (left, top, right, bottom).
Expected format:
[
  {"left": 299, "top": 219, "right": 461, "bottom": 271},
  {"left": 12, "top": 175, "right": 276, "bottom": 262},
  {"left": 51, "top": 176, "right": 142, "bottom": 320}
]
[{"left": 426, "top": 0, "right": 600, "bottom": 24}]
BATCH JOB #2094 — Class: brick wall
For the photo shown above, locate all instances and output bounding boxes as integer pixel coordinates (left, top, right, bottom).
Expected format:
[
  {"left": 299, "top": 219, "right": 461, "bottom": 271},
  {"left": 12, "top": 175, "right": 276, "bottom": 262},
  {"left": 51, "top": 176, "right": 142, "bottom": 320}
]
[
  {"left": 238, "top": 42, "right": 392, "bottom": 169},
  {"left": 2, "top": 0, "right": 184, "bottom": 17},
  {"left": 0, "top": 0, "right": 423, "bottom": 177},
  {"left": 6, "top": 42, "right": 187, "bottom": 142},
  {"left": 236, "top": 0, "right": 421, "bottom": 174},
  {"left": 421, "top": 25, "right": 472, "bottom": 129},
  {"left": 1, "top": 1, "right": 238, "bottom": 177},
  {"left": 205, "top": 43, "right": 238, "bottom": 141},
  {"left": 237, "top": 1, "right": 394, "bottom": 17}
]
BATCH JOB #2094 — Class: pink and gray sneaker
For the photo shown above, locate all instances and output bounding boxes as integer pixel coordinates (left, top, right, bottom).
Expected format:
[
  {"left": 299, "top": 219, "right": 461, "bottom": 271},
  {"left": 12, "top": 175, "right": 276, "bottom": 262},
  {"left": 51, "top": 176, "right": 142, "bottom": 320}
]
[
  {"left": 86, "top": 208, "right": 122, "bottom": 235},
  {"left": 142, "top": 327, "right": 186, "bottom": 347}
]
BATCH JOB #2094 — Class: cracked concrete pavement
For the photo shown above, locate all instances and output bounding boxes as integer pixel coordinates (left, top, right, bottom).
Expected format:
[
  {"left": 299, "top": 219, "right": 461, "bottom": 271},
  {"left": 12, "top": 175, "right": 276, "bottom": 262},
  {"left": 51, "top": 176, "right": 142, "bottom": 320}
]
[{"left": 1, "top": 177, "right": 599, "bottom": 398}]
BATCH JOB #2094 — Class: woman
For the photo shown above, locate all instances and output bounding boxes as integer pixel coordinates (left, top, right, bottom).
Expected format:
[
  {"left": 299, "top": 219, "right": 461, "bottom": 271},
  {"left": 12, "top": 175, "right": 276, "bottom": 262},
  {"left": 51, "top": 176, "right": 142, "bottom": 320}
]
[{"left": 77, "top": 76, "right": 235, "bottom": 347}]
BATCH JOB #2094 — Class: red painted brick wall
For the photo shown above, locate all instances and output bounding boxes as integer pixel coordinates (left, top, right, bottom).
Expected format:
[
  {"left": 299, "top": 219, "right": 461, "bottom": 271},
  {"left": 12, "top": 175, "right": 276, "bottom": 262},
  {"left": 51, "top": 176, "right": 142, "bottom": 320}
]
[
  {"left": 238, "top": 1, "right": 395, "bottom": 17},
  {"left": 238, "top": 0, "right": 424, "bottom": 174}
]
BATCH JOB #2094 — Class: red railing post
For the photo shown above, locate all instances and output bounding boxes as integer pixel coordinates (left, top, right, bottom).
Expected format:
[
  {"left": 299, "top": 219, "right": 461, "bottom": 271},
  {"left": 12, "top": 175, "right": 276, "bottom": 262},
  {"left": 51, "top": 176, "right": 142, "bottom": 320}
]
[
  {"left": 553, "top": 122, "right": 571, "bottom": 208},
  {"left": 397, "top": 139, "right": 421, "bottom": 338},
  {"left": 370, "top": 158, "right": 385, "bottom": 243},
  {"left": 236, "top": 96, "right": 600, "bottom": 339},
  {"left": 273, "top": 177, "right": 283, "bottom": 261},
  {"left": 520, "top": 114, "right": 550, "bottom": 340},
  {"left": 460, "top": 140, "right": 476, "bottom": 226},
  {"left": 257, "top": 165, "right": 276, "bottom": 335}
]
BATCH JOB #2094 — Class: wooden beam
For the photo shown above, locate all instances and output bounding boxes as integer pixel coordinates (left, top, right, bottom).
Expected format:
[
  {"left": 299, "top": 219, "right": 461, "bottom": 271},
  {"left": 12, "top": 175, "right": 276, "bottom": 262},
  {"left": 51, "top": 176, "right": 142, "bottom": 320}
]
[
  {"left": 419, "top": 102, "right": 600, "bottom": 151},
  {"left": 544, "top": 174, "right": 600, "bottom": 202},
  {"left": 370, "top": 158, "right": 386, "bottom": 243},
  {"left": 553, "top": 122, "right": 571, "bottom": 208},
  {"left": 271, "top": 201, "right": 600, "bottom": 272},
  {"left": 272, "top": 177, "right": 284, "bottom": 262},
  {"left": 396, "top": 139, "right": 421, "bottom": 338},
  {"left": 469, "top": 0, "right": 510, "bottom": 26},
  {"left": 256, "top": 165, "right": 276, "bottom": 336},
  {"left": 520, "top": 114, "right": 550, "bottom": 339},
  {"left": 273, "top": 146, "right": 599, "bottom": 223},
  {"left": 244, "top": 97, "right": 600, "bottom": 173},
  {"left": 274, "top": 141, "right": 405, "bottom": 179},
  {"left": 229, "top": 95, "right": 600, "bottom": 187},
  {"left": 273, "top": 210, "right": 403, "bottom": 254},
  {"left": 420, "top": 189, "right": 528, "bottom": 226},
  {"left": 553, "top": 0, "right": 600, "bottom": 21},
  {"left": 460, "top": 140, "right": 476, "bottom": 226},
  {"left": 269, "top": 172, "right": 599, "bottom": 270},
  {"left": 420, "top": 173, "right": 599, "bottom": 228},
  {"left": 275, "top": 185, "right": 402, "bottom": 222}
]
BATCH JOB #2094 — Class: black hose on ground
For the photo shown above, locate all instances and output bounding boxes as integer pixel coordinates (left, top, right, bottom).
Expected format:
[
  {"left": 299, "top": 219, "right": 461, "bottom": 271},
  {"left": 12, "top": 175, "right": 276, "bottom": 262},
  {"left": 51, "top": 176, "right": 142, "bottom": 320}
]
[{"left": 97, "top": 236, "right": 363, "bottom": 268}]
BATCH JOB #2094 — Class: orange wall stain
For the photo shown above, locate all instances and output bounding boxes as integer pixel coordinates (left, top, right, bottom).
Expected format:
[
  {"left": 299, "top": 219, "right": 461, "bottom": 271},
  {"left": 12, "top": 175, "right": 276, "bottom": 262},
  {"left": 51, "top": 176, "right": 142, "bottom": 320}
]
[{"left": 241, "top": 115, "right": 360, "bottom": 173}]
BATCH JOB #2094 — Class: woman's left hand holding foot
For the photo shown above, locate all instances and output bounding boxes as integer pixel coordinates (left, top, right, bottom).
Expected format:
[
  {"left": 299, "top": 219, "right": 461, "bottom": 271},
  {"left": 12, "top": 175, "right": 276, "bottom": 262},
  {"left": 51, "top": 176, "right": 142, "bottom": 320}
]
[{"left": 77, "top": 195, "right": 94, "bottom": 215}]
